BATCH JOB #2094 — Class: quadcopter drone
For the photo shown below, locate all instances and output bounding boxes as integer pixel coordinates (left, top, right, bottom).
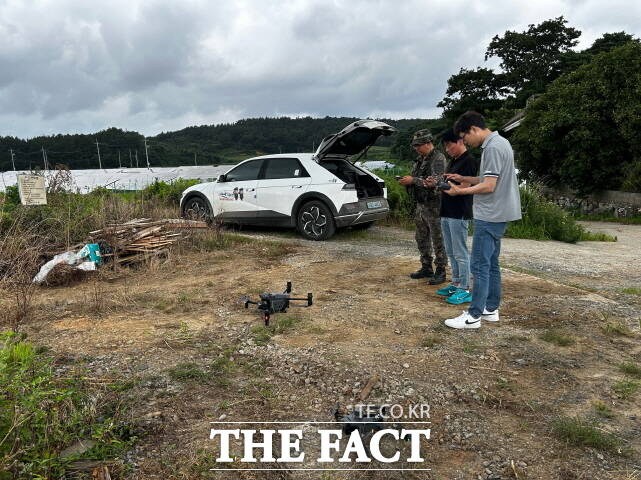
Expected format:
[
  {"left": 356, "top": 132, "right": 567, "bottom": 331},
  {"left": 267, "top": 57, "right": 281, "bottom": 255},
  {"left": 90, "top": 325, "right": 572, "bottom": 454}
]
[{"left": 242, "top": 281, "right": 313, "bottom": 326}]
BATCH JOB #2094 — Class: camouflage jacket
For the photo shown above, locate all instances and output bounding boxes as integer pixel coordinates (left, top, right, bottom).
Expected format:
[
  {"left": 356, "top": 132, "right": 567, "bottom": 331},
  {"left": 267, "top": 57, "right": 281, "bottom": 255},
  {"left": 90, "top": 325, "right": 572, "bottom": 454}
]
[{"left": 408, "top": 149, "right": 446, "bottom": 204}]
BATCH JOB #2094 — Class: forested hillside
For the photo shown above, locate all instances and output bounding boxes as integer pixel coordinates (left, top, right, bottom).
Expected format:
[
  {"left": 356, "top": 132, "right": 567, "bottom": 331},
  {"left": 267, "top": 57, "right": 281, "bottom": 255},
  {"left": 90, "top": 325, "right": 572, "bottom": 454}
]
[{"left": 0, "top": 117, "right": 432, "bottom": 171}]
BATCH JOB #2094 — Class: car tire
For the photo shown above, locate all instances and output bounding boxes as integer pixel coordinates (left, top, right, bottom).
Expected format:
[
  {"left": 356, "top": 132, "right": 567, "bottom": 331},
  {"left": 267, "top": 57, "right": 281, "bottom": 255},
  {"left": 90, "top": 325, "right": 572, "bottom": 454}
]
[
  {"left": 297, "top": 200, "right": 335, "bottom": 241},
  {"left": 182, "top": 196, "right": 211, "bottom": 221}
]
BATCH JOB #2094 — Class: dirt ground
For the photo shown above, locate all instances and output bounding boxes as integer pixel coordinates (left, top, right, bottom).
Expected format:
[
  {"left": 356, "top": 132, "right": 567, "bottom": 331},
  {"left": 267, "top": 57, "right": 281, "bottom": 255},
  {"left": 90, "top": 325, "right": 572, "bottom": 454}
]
[{"left": 14, "top": 221, "right": 641, "bottom": 479}]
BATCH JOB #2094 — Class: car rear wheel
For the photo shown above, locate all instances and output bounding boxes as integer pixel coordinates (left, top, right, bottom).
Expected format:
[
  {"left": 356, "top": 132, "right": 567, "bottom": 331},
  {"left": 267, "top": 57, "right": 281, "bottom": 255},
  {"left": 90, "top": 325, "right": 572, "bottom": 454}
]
[
  {"left": 297, "top": 200, "right": 335, "bottom": 241},
  {"left": 182, "top": 197, "right": 211, "bottom": 220}
]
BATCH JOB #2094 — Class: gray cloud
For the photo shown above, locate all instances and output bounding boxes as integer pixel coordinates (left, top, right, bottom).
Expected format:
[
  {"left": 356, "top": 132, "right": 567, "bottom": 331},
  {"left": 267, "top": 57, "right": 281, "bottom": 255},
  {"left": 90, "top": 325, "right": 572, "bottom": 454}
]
[{"left": 0, "top": 0, "right": 639, "bottom": 138}]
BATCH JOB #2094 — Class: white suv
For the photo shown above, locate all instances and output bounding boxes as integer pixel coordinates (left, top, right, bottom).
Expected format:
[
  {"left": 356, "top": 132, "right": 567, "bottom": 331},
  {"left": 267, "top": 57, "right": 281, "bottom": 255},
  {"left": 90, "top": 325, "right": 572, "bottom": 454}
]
[{"left": 180, "top": 120, "right": 395, "bottom": 240}]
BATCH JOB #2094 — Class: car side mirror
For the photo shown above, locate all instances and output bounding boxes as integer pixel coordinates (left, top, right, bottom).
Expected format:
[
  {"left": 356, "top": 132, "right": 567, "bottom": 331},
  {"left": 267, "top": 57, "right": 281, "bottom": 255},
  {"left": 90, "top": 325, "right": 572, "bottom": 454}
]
[{"left": 217, "top": 174, "right": 226, "bottom": 183}]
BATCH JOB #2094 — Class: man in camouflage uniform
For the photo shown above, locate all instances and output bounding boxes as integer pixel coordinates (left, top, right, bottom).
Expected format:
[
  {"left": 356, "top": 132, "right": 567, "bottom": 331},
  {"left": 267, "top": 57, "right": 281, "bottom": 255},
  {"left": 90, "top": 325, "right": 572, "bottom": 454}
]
[{"left": 398, "top": 129, "right": 448, "bottom": 284}]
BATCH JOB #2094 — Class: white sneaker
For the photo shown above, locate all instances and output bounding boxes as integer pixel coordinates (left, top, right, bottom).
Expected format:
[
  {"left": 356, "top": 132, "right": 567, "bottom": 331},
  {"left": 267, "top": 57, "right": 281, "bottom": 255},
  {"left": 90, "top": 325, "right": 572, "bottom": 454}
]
[
  {"left": 444, "top": 311, "right": 481, "bottom": 329},
  {"left": 482, "top": 308, "right": 499, "bottom": 322}
]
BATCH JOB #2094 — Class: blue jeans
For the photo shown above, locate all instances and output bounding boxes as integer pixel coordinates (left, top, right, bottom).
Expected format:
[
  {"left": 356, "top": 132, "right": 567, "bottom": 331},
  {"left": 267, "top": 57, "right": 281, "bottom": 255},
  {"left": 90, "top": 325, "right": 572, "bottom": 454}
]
[
  {"left": 468, "top": 219, "right": 507, "bottom": 318},
  {"left": 440, "top": 217, "right": 470, "bottom": 289}
]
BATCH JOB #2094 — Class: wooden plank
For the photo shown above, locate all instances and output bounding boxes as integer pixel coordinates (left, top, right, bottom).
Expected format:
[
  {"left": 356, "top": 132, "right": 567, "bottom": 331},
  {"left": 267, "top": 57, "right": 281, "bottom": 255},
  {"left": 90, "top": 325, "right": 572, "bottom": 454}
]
[
  {"left": 131, "top": 225, "right": 163, "bottom": 241},
  {"left": 358, "top": 373, "right": 380, "bottom": 401}
]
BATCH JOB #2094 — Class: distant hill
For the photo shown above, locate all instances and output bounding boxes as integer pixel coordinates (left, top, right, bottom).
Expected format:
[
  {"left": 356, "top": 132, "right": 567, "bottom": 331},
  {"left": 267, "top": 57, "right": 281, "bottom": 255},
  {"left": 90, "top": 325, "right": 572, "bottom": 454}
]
[{"left": 0, "top": 116, "right": 437, "bottom": 171}]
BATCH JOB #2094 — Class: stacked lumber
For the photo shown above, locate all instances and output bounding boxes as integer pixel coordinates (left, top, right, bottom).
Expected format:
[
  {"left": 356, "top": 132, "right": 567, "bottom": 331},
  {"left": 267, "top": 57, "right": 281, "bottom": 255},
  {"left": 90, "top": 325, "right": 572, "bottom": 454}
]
[{"left": 89, "top": 218, "right": 208, "bottom": 265}]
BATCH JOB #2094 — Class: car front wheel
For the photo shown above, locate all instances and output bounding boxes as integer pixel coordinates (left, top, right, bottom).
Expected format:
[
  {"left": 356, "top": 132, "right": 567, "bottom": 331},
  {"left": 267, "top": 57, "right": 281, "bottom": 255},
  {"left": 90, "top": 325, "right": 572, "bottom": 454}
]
[
  {"left": 297, "top": 201, "right": 335, "bottom": 241},
  {"left": 182, "top": 197, "right": 211, "bottom": 221}
]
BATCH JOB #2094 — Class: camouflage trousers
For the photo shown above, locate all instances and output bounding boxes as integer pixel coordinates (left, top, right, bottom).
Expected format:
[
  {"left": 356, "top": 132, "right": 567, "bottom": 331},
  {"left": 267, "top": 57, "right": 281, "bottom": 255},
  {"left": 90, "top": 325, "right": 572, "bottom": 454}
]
[{"left": 414, "top": 203, "right": 447, "bottom": 270}]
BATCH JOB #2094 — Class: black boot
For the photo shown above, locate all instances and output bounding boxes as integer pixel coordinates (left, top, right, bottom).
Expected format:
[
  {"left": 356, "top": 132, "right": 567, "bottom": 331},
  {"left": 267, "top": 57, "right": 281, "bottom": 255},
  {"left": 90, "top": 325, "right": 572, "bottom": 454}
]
[
  {"left": 409, "top": 266, "right": 434, "bottom": 279},
  {"left": 428, "top": 267, "right": 446, "bottom": 285}
]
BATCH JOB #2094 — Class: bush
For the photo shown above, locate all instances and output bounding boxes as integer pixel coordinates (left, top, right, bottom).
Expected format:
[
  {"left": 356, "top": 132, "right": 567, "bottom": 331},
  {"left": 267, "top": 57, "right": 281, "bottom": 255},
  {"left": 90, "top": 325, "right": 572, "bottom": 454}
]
[
  {"left": 506, "top": 185, "right": 616, "bottom": 243},
  {"left": 373, "top": 169, "right": 414, "bottom": 226},
  {"left": 142, "top": 179, "right": 200, "bottom": 205}
]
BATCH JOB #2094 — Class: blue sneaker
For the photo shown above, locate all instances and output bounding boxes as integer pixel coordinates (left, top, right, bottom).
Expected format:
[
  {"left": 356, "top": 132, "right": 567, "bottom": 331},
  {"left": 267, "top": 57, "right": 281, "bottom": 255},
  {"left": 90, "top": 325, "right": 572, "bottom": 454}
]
[
  {"left": 436, "top": 284, "right": 458, "bottom": 296},
  {"left": 446, "top": 288, "right": 473, "bottom": 305}
]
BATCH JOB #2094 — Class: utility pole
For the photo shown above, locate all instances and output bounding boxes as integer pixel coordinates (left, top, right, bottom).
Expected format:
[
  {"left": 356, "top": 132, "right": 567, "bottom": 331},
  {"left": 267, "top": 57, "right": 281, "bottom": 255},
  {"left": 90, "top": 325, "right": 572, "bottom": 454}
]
[
  {"left": 95, "top": 138, "right": 102, "bottom": 169},
  {"left": 9, "top": 149, "right": 16, "bottom": 171},
  {"left": 129, "top": 149, "right": 133, "bottom": 168},
  {"left": 118, "top": 150, "right": 122, "bottom": 168},
  {"left": 41, "top": 147, "right": 48, "bottom": 171},
  {"left": 144, "top": 137, "right": 150, "bottom": 170}
]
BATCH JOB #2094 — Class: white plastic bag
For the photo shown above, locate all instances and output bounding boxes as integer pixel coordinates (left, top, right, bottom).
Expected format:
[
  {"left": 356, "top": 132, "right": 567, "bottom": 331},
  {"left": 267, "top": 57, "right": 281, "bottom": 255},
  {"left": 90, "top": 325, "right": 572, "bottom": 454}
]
[{"left": 33, "top": 251, "right": 84, "bottom": 284}]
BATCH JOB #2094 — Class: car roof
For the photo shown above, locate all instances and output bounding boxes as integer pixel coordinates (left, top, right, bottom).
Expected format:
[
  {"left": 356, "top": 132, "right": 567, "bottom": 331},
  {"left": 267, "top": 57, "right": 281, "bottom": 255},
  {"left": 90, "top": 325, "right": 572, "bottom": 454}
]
[{"left": 240, "top": 153, "right": 315, "bottom": 163}]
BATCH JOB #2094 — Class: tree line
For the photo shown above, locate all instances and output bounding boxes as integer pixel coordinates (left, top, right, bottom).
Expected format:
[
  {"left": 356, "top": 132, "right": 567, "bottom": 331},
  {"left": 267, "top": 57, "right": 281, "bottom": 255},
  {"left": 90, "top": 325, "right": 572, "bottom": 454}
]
[{"left": 0, "top": 117, "right": 425, "bottom": 172}]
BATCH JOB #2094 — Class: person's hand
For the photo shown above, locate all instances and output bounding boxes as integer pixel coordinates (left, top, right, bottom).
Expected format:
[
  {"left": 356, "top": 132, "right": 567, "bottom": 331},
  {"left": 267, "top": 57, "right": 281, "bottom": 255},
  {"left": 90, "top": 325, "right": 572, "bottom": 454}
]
[
  {"left": 398, "top": 176, "right": 414, "bottom": 186},
  {"left": 444, "top": 182, "right": 462, "bottom": 196},
  {"left": 423, "top": 176, "right": 437, "bottom": 187},
  {"left": 444, "top": 173, "right": 463, "bottom": 183}
]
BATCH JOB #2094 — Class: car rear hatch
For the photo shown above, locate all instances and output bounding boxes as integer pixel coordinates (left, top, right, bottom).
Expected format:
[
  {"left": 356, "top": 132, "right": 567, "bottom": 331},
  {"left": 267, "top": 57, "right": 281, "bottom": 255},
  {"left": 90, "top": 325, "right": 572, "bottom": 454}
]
[
  {"left": 313, "top": 120, "right": 396, "bottom": 161},
  {"left": 314, "top": 120, "right": 395, "bottom": 200}
]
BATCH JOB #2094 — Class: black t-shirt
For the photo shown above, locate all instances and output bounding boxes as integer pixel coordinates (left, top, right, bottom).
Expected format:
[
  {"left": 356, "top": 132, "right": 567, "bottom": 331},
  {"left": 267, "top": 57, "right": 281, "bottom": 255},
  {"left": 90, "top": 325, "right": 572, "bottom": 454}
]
[{"left": 440, "top": 151, "right": 479, "bottom": 219}]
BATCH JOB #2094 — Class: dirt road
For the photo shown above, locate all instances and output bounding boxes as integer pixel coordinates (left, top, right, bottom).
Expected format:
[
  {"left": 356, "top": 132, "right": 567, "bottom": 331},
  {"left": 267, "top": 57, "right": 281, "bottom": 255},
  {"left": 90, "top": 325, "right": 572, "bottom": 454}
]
[{"left": 17, "top": 222, "right": 641, "bottom": 479}]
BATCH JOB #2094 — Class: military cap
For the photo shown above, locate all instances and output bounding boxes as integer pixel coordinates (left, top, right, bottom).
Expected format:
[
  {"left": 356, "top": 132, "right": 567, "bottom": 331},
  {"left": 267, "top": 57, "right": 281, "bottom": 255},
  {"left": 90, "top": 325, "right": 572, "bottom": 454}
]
[{"left": 410, "top": 129, "right": 434, "bottom": 146}]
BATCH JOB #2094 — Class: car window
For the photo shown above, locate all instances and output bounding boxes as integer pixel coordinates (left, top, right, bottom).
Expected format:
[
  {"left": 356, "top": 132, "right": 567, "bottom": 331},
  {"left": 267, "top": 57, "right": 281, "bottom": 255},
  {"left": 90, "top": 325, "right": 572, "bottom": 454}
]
[
  {"left": 225, "top": 159, "right": 263, "bottom": 182},
  {"left": 263, "top": 158, "right": 309, "bottom": 180}
]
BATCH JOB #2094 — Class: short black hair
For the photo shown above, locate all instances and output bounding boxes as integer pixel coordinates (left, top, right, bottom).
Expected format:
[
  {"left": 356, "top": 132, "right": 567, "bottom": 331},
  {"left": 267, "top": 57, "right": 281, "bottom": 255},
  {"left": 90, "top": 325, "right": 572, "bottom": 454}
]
[
  {"left": 453, "top": 111, "right": 486, "bottom": 136},
  {"left": 439, "top": 129, "right": 461, "bottom": 144}
]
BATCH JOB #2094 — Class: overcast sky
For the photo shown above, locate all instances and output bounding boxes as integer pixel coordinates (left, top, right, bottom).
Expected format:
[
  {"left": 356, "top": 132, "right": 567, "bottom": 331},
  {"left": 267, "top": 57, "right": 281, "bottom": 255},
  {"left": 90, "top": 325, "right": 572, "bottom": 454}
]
[{"left": 1, "top": 0, "right": 640, "bottom": 139}]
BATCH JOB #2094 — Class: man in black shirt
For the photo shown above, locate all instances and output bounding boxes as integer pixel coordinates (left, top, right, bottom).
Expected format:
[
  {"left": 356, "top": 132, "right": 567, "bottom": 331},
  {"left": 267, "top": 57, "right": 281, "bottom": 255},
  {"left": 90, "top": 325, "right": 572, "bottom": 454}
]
[{"left": 425, "top": 129, "right": 479, "bottom": 304}]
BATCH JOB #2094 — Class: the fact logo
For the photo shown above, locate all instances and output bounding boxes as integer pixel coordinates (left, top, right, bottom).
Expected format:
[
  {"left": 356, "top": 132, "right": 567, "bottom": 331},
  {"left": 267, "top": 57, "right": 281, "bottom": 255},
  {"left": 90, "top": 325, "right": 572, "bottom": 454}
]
[{"left": 208, "top": 404, "right": 432, "bottom": 472}]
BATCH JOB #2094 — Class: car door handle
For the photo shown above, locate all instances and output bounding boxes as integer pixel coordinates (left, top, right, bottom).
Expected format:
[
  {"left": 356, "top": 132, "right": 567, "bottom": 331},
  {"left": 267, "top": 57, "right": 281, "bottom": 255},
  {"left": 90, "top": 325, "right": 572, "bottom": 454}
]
[{"left": 291, "top": 185, "right": 303, "bottom": 189}]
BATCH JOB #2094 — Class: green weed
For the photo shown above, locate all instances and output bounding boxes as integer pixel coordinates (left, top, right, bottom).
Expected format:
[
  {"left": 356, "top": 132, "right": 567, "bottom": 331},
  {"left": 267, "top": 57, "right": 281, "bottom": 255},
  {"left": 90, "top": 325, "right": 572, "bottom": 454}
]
[
  {"left": 0, "top": 331, "right": 135, "bottom": 478},
  {"left": 540, "top": 329, "right": 575, "bottom": 347},
  {"left": 612, "top": 379, "right": 639, "bottom": 399},
  {"left": 462, "top": 341, "right": 480, "bottom": 353},
  {"left": 421, "top": 336, "right": 443, "bottom": 348},
  {"left": 593, "top": 401, "right": 615, "bottom": 419},
  {"left": 601, "top": 321, "right": 634, "bottom": 337},
  {"left": 552, "top": 416, "right": 622, "bottom": 452},
  {"left": 619, "top": 362, "right": 641, "bottom": 378},
  {"left": 251, "top": 314, "right": 303, "bottom": 345},
  {"left": 168, "top": 362, "right": 207, "bottom": 381}
]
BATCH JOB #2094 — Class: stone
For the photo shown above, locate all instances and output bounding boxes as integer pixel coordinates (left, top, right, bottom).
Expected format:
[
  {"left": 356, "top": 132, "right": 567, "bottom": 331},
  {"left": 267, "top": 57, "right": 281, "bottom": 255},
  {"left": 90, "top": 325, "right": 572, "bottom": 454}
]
[{"left": 60, "top": 439, "right": 97, "bottom": 458}]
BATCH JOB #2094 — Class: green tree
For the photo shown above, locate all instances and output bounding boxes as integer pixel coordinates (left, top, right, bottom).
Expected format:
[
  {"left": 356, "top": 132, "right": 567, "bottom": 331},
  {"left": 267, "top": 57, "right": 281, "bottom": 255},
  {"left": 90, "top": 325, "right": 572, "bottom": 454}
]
[
  {"left": 439, "top": 17, "right": 582, "bottom": 122},
  {"left": 437, "top": 67, "right": 508, "bottom": 121},
  {"left": 511, "top": 42, "right": 641, "bottom": 194},
  {"left": 585, "top": 31, "right": 638, "bottom": 55},
  {"left": 485, "top": 16, "right": 581, "bottom": 104}
]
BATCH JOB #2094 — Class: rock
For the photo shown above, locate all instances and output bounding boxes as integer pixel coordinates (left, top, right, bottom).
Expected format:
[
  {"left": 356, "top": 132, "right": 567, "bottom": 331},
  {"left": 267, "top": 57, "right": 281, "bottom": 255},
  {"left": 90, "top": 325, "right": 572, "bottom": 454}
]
[
  {"left": 219, "top": 414, "right": 227, "bottom": 420},
  {"left": 402, "top": 363, "right": 410, "bottom": 369},
  {"left": 60, "top": 439, "right": 97, "bottom": 458}
]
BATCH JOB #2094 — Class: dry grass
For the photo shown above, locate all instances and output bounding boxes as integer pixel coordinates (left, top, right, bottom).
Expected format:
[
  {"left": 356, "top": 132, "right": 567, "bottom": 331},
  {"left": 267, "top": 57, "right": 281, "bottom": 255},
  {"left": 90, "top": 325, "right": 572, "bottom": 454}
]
[{"left": 0, "top": 214, "right": 48, "bottom": 330}]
